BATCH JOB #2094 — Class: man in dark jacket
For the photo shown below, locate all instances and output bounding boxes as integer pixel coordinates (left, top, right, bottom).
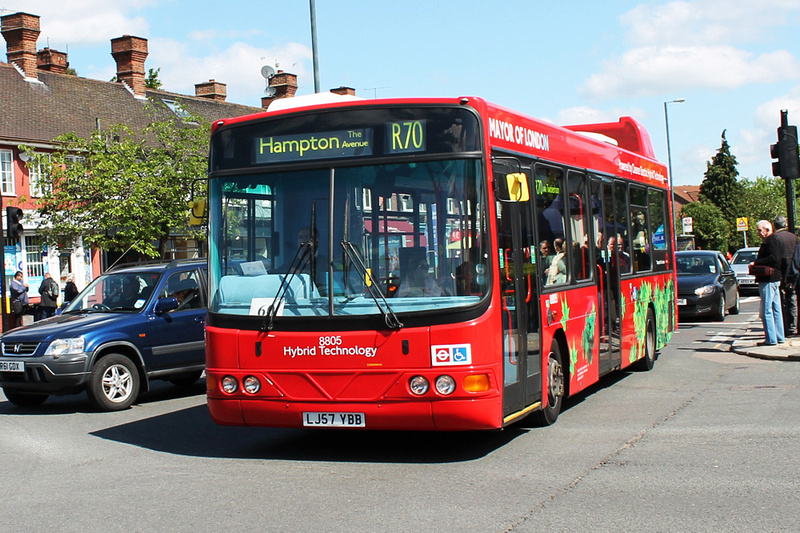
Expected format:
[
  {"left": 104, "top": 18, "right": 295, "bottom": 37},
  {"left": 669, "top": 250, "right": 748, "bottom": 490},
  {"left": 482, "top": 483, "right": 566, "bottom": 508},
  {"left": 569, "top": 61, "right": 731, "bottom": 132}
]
[
  {"left": 753, "top": 220, "right": 784, "bottom": 345},
  {"left": 37, "top": 273, "right": 59, "bottom": 320},
  {"left": 772, "top": 216, "right": 800, "bottom": 335}
]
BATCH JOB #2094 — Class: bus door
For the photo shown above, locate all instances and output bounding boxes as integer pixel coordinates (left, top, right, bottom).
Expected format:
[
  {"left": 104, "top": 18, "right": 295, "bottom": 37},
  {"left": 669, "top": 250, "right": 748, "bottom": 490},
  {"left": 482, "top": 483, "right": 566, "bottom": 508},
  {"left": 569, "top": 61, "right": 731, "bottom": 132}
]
[
  {"left": 592, "top": 178, "right": 622, "bottom": 373},
  {"left": 495, "top": 161, "right": 541, "bottom": 417}
]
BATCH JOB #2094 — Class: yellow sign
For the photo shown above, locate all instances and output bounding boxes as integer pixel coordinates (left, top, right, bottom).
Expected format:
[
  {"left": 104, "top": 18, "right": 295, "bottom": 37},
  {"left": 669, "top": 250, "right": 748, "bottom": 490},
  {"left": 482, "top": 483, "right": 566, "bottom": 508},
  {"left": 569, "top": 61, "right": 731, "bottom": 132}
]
[{"left": 737, "top": 217, "right": 749, "bottom": 232}]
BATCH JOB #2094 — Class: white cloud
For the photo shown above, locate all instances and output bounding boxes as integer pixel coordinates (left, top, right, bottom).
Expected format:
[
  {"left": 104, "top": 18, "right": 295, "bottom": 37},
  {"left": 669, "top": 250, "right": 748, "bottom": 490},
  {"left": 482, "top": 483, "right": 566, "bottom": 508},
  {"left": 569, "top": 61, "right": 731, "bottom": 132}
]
[
  {"left": 621, "top": 0, "right": 800, "bottom": 47},
  {"left": 581, "top": 46, "right": 800, "bottom": 100},
  {"left": 149, "top": 38, "right": 313, "bottom": 105},
  {"left": 555, "top": 105, "right": 649, "bottom": 126},
  {"left": 582, "top": 0, "right": 800, "bottom": 100},
  {"left": 732, "top": 85, "right": 800, "bottom": 175},
  {"left": 8, "top": 1, "right": 155, "bottom": 46}
]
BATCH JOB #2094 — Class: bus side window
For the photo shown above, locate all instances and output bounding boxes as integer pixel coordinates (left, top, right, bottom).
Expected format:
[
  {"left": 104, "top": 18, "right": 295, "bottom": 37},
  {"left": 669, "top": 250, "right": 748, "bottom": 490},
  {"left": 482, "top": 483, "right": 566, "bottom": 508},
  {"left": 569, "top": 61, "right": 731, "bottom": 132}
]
[
  {"left": 567, "top": 172, "right": 590, "bottom": 281},
  {"left": 535, "top": 164, "right": 569, "bottom": 286},
  {"left": 630, "top": 186, "right": 651, "bottom": 273}
]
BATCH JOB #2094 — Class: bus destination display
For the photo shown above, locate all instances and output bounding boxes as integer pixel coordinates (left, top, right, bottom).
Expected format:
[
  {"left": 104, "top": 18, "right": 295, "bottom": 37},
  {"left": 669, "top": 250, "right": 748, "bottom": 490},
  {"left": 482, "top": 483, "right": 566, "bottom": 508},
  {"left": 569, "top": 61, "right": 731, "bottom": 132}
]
[
  {"left": 253, "top": 121, "right": 427, "bottom": 164},
  {"left": 255, "top": 128, "right": 373, "bottom": 163},
  {"left": 385, "top": 120, "right": 426, "bottom": 154}
]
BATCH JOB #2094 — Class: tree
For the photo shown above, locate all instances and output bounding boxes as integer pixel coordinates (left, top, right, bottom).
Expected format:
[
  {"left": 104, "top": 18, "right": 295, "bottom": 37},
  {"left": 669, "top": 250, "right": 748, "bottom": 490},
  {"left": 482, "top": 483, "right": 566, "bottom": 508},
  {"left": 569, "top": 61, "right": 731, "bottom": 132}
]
[
  {"left": 145, "top": 67, "right": 163, "bottom": 90},
  {"left": 680, "top": 201, "right": 731, "bottom": 252},
  {"left": 700, "top": 130, "right": 742, "bottom": 250},
  {"left": 24, "top": 100, "right": 208, "bottom": 258},
  {"left": 737, "top": 176, "right": 786, "bottom": 248}
]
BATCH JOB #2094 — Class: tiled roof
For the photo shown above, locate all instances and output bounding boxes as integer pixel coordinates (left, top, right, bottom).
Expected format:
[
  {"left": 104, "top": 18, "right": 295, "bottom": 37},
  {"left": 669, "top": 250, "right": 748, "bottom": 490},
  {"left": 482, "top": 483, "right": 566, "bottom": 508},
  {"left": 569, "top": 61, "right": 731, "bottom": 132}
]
[
  {"left": 673, "top": 185, "right": 702, "bottom": 205},
  {"left": 0, "top": 62, "right": 262, "bottom": 146}
]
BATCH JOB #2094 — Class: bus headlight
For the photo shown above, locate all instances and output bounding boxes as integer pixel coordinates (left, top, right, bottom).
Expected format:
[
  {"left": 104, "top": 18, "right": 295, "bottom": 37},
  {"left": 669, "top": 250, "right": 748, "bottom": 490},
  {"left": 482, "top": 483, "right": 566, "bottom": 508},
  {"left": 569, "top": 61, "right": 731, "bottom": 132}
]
[
  {"left": 243, "top": 376, "right": 261, "bottom": 394},
  {"left": 409, "top": 375, "right": 429, "bottom": 396},
  {"left": 221, "top": 376, "right": 238, "bottom": 394},
  {"left": 435, "top": 375, "right": 456, "bottom": 395}
]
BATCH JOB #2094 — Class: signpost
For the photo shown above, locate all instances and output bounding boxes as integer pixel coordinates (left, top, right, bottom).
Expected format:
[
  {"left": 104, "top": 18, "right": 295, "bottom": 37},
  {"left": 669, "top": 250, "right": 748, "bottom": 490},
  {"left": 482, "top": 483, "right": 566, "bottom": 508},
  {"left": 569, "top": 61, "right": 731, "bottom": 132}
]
[{"left": 737, "top": 217, "right": 749, "bottom": 247}]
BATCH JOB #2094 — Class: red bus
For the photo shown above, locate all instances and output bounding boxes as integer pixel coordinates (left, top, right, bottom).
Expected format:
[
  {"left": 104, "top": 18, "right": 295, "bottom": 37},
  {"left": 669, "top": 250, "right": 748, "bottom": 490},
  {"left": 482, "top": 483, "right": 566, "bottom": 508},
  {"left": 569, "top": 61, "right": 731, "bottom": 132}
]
[{"left": 205, "top": 95, "right": 676, "bottom": 430}]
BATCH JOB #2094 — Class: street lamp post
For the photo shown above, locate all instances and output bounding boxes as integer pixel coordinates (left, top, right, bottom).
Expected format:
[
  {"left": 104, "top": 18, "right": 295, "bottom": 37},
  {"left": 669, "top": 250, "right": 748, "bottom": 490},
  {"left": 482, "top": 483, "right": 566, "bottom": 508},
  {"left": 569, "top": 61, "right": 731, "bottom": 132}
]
[
  {"left": 309, "top": 0, "right": 320, "bottom": 93},
  {"left": 664, "top": 98, "right": 685, "bottom": 242}
]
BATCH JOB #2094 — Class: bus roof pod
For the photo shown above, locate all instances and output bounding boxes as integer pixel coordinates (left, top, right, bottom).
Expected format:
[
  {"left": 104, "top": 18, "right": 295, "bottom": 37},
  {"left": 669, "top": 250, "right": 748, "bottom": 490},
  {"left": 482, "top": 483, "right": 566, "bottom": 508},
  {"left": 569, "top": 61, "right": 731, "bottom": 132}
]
[
  {"left": 563, "top": 116, "right": 656, "bottom": 159},
  {"left": 267, "top": 92, "right": 364, "bottom": 112}
]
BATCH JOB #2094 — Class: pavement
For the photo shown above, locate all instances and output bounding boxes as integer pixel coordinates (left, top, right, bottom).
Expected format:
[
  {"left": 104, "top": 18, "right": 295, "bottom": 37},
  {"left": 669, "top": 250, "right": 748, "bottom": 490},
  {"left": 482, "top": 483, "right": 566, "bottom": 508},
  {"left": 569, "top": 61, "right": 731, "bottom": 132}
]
[{"left": 730, "top": 320, "right": 800, "bottom": 361}]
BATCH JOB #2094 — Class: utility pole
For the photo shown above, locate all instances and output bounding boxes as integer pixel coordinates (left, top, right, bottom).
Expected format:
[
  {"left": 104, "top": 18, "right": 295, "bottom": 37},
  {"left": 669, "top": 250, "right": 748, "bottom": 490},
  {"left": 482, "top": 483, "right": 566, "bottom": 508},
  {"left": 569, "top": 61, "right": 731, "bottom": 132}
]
[{"left": 309, "top": 0, "right": 320, "bottom": 93}]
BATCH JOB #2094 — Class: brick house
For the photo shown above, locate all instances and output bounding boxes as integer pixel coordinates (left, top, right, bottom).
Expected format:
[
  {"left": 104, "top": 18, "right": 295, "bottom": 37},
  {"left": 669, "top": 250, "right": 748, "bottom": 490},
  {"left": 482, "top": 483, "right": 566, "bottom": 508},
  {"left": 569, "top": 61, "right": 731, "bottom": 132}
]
[{"left": 0, "top": 12, "right": 267, "bottom": 310}]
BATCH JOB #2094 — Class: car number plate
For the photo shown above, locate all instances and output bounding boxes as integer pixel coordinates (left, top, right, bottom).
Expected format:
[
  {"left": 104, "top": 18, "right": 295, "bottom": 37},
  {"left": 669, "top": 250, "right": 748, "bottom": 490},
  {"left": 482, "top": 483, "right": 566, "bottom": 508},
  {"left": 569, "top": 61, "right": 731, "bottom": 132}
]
[
  {"left": 740, "top": 276, "right": 755, "bottom": 284},
  {"left": 676, "top": 298, "right": 687, "bottom": 306},
  {"left": 0, "top": 360, "right": 24, "bottom": 372},
  {"left": 303, "top": 412, "right": 365, "bottom": 427}
]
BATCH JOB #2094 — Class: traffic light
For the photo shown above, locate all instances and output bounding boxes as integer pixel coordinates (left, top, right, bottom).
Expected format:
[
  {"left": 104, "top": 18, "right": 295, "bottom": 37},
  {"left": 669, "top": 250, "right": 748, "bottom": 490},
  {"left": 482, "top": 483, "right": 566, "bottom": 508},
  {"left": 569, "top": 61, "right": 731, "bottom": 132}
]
[
  {"left": 770, "top": 124, "right": 799, "bottom": 179},
  {"left": 5, "top": 206, "right": 23, "bottom": 239}
]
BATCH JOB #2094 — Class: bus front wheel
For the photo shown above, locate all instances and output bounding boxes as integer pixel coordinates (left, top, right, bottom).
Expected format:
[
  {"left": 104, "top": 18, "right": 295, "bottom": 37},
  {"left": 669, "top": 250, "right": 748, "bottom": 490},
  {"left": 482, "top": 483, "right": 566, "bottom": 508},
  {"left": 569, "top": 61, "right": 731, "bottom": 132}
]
[{"left": 532, "top": 340, "right": 565, "bottom": 426}]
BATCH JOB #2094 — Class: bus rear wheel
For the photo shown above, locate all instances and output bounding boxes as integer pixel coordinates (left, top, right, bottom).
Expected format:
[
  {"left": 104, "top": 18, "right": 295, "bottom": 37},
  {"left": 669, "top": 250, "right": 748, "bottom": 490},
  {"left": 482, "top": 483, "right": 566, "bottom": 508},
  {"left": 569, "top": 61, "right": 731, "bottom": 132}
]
[
  {"left": 633, "top": 308, "right": 656, "bottom": 371},
  {"left": 532, "top": 340, "right": 564, "bottom": 426}
]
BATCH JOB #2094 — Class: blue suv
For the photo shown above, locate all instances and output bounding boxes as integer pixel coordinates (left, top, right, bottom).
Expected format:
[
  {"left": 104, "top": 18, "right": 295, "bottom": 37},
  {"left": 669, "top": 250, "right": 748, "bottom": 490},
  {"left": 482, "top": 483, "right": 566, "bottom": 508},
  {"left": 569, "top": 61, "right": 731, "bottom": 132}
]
[{"left": 0, "top": 259, "right": 207, "bottom": 411}]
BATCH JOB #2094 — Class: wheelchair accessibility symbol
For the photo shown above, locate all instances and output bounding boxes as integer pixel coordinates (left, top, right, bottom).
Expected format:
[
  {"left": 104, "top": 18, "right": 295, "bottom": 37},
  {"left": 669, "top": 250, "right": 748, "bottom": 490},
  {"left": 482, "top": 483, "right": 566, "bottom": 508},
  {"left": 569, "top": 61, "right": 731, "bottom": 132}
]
[{"left": 430, "top": 344, "right": 472, "bottom": 366}]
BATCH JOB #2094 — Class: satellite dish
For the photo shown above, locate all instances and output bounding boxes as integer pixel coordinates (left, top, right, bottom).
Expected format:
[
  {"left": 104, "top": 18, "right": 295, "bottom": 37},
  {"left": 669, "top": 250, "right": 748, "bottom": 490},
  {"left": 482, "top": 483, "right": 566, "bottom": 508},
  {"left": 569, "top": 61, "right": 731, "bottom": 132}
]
[
  {"left": 260, "top": 65, "right": 276, "bottom": 79},
  {"left": 264, "top": 86, "right": 277, "bottom": 97}
]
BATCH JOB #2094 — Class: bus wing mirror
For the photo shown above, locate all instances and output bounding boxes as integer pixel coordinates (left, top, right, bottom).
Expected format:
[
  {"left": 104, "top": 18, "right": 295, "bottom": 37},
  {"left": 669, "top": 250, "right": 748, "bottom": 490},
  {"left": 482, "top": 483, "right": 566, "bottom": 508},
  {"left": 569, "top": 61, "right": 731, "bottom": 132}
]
[
  {"left": 189, "top": 198, "right": 206, "bottom": 225},
  {"left": 505, "top": 173, "right": 529, "bottom": 202}
]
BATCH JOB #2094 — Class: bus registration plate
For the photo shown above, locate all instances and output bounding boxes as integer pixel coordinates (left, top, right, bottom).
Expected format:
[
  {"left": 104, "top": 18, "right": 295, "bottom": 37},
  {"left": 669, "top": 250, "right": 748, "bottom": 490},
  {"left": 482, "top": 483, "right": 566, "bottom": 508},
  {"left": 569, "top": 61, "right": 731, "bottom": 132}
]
[
  {"left": 303, "top": 412, "right": 365, "bottom": 427},
  {"left": 0, "top": 360, "right": 24, "bottom": 372}
]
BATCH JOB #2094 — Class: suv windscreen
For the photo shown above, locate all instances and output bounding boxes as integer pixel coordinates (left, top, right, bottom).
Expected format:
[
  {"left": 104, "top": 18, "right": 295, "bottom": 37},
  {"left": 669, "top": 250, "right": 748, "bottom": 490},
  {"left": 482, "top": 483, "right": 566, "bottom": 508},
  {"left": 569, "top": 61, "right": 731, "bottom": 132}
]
[{"left": 62, "top": 271, "right": 161, "bottom": 313}]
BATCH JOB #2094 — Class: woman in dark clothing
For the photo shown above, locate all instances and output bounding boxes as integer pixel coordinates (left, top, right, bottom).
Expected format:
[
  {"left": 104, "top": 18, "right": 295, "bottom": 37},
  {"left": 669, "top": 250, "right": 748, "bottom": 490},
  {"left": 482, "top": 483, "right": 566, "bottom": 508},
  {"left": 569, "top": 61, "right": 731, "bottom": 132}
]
[{"left": 64, "top": 274, "right": 79, "bottom": 303}]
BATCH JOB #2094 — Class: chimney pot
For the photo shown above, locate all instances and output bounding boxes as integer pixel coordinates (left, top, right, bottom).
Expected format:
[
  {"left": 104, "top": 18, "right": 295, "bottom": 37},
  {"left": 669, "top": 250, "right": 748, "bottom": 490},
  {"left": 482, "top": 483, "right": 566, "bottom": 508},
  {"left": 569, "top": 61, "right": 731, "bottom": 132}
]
[
  {"left": 111, "top": 35, "right": 149, "bottom": 96},
  {"left": 37, "top": 47, "right": 69, "bottom": 73},
  {"left": 330, "top": 86, "right": 356, "bottom": 96},
  {"left": 261, "top": 71, "right": 298, "bottom": 109},
  {"left": 195, "top": 79, "right": 227, "bottom": 102},
  {"left": 1, "top": 12, "right": 41, "bottom": 78}
]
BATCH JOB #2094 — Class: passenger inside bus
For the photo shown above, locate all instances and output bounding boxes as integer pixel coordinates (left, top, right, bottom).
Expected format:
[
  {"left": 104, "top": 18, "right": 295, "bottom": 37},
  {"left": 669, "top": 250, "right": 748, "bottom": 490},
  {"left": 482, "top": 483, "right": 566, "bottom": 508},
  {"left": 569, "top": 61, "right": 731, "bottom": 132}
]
[
  {"left": 545, "top": 238, "right": 567, "bottom": 285},
  {"left": 398, "top": 260, "right": 442, "bottom": 297}
]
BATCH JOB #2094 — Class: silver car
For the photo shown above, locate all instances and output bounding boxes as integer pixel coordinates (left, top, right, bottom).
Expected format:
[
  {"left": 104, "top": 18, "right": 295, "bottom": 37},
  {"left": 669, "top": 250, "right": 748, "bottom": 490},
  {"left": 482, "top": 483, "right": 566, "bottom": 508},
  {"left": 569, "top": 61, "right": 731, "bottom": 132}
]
[{"left": 731, "top": 247, "right": 759, "bottom": 293}]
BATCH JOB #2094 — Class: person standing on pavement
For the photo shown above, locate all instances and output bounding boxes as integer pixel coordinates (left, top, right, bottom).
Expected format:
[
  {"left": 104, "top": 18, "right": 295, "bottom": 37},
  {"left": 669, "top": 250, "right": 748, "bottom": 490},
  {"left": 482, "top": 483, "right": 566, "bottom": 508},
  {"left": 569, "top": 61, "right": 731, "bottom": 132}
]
[
  {"left": 9, "top": 270, "right": 29, "bottom": 328},
  {"left": 36, "top": 272, "right": 59, "bottom": 321},
  {"left": 752, "top": 220, "right": 785, "bottom": 346},
  {"left": 63, "top": 274, "right": 79, "bottom": 303},
  {"left": 771, "top": 216, "right": 799, "bottom": 336}
]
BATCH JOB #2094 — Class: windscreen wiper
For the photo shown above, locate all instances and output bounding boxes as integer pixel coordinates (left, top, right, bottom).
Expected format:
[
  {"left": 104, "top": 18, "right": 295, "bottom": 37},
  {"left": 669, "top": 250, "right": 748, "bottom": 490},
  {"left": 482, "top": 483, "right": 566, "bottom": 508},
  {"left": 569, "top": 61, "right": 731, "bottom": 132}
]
[
  {"left": 341, "top": 239, "right": 403, "bottom": 330},
  {"left": 260, "top": 241, "right": 313, "bottom": 332}
]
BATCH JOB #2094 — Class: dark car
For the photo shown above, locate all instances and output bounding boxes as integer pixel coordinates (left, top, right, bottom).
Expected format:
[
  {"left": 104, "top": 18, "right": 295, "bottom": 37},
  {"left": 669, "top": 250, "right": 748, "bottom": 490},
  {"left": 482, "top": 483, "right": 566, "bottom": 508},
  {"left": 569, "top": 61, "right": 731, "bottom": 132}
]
[
  {"left": 0, "top": 259, "right": 207, "bottom": 411},
  {"left": 676, "top": 250, "right": 740, "bottom": 320}
]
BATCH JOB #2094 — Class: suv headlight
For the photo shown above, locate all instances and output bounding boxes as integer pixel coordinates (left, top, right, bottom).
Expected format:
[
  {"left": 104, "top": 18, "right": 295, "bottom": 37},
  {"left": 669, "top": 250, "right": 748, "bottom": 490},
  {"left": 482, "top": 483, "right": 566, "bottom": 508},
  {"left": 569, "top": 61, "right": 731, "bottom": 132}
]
[{"left": 44, "top": 337, "right": 85, "bottom": 358}]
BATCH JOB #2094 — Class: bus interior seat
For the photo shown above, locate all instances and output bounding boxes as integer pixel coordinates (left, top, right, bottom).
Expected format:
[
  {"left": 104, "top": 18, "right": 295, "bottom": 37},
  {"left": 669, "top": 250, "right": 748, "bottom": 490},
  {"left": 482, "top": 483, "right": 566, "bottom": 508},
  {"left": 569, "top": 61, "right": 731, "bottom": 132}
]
[{"left": 218, "top": 273, "right": 320, "bottom": 305}]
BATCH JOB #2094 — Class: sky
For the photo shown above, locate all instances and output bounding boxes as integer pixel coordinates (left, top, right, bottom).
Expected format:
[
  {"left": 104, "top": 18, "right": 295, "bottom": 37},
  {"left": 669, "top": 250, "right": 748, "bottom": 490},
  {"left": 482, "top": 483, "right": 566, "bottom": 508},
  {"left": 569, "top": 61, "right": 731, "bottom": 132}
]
[{"left": 3, "top": 0, "right": 800, "bottom": 186}]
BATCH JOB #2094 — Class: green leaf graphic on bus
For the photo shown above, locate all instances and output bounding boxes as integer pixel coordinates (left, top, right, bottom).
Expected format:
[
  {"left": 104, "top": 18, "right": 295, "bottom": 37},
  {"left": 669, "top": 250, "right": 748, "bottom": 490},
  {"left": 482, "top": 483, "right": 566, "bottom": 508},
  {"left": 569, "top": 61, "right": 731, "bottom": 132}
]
[
  {"left": 569, "top": 344, "right": 579, "bottom": 375},
  {"left": 560, "top": 298, "right": 570, "bottom": 331},
  {"left": 582, "top": 303, "right": 596, "bottom": 365},
  {"left": 632, "top": 281, "right": 653, "bottom": 363}
]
